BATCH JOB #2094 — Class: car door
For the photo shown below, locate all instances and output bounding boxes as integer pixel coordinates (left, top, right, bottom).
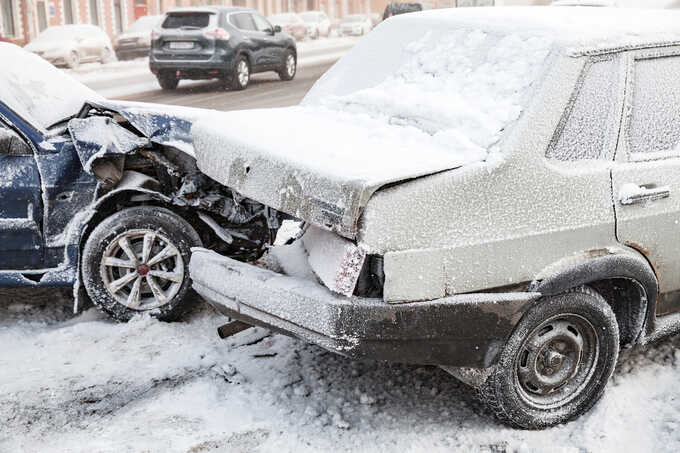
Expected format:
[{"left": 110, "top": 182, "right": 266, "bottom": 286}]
[
  {"left": 0, "top": 122, "right": 43, "bottom": 269},
  {"left": 612, "top": 49, "right": 680, "bottom": 314},
  {"left": 251, "top": 13, "right": 283, "bottom": 67}
]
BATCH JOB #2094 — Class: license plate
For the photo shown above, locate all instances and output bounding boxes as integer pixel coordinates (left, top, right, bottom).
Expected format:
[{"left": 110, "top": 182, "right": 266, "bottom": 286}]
[{"left": 169, "top": 41, "right": 194, "bottom": 50}]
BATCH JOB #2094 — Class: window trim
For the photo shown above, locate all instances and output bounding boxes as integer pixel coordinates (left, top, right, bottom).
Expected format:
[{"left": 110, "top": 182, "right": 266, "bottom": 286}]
[
  {"left": 622, "top": 47, "right": 680, "bottom": 163},
  {"left": 0, "top": 0, "right": 21, "bottom": 39}
]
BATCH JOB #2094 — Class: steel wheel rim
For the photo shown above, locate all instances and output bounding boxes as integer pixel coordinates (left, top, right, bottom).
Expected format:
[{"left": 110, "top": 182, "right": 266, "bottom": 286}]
[
  {"left": 100, "top": 229, "right": 184, "bottom": 311},
  {"left": 237, "top": 60, "right": 249, "bottom": 86},
  {"left": 514, "top": 313, "right": 599, "bottom": 408},
  {"left": 286, "top": 55, "right": 296, "bottom": 77}
]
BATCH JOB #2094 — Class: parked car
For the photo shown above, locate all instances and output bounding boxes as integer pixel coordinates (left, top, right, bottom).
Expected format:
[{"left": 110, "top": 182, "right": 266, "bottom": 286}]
[
  {"left": 150, "top": 7, "right": 297, "bottom": 91},
  {"left": 24, "top": 24, "right": 115, "bottom": 68},
  {"left": 114, "top": 14, "right": 162, "bottom": 60},
  {"left": 189, "top": 7, "right": 680, "bottom": 429},
  {"left": 338, "top": 14, "right": 372, "bottom": 36},
  {"left": 268, "top": 13, "right": 307, "bottom": 41},
  {"left": 0, "top": 42, "right": 281, "bottom": 322},
  {"left": 299, "top": 10, "right": 331, "bottom": 39},
  {"left": 382, "top": 2, "right": 423, "bottom": 20}
]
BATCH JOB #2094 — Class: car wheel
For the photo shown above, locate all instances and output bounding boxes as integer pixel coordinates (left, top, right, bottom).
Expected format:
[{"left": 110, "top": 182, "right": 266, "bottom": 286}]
[
  {"left": 479, "top": 286, "right": 619, "bottom": 429},
  {"left": 101, "top": 47, "right": 116, "bottom": 64},
  {"left": 278, "top": 51, "right": 296, "bottom": 81},
  {"left": 81, "top": 206, "right": 202, "bottom": 322},
  {"left": 67, "top": 51, "right": 80, "bottom": 69},
  {"left": 230, "top": 56, "right": 250, "bottom": 90},
  {"left": 157, "top": 71, "right": 179, "bottom": 90}
]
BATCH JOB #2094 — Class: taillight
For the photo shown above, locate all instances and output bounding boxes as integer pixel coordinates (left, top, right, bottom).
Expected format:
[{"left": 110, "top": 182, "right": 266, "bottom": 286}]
[{"left": 204, "top": 28, "right": 230, "bottom": 40}]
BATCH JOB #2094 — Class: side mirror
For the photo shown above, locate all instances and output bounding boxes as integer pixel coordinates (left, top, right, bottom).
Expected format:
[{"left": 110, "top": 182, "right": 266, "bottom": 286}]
[
  {"left": 274, "top": 25, "right": 282, "bottom": 33},
  {"left": 0, "top": 129, "right": 32, "bottom": 156}
]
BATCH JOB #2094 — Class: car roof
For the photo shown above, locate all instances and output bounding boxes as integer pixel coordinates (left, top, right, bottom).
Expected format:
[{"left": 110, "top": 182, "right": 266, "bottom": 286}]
[
  {"left": 395, "top": 7, "right": 680, "bottom": 56},
  {"left": 165, "top": 6, "right": 252, "bottom": 14}
]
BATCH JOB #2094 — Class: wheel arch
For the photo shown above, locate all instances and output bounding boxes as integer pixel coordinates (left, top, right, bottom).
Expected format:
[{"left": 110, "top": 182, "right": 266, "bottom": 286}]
[{"left": 529, "top": 248, "right": 658, "bottom": 347}]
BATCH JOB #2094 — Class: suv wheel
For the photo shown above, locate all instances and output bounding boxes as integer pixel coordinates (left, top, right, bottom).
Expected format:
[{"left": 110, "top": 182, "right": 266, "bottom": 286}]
[
  {"left": 278, "top": 51, "right": 297, "bottom": 81},
  {"left": 228, "top": 56, "right": 250, "bottom": 91},
  {"left": 479, "top": 286, "right": 619, "bottom": 429},
  {"left": 67, "top": 51, "right": 80, "bottom": 69},
  {"left": 81, "top": 206, "right": 202, "bottom": 322},
  {"left": 101, "top": 47, "right": 115, "bottom": 64},
  {"left": 157, "top": 71, "right": 179, "bottom": 90}
]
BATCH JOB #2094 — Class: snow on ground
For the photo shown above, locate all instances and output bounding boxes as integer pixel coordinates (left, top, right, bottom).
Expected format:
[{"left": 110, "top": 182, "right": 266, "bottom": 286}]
[{"left": 1, "top": 287, "right": 680, "bottom": 453}]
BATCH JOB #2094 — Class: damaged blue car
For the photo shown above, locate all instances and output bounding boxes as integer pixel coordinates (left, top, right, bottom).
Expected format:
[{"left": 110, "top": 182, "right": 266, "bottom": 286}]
[{"left": 0, "top": 43, "right": 280, "bottom": 321}]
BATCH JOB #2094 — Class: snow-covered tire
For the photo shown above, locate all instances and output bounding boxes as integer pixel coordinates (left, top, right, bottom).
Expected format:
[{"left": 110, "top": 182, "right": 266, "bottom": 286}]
[
  {"left": 81, "top": 206, "right": 202, "bottom": 322},
  {"left": 278, "top": 50, "right": 296, "bottom": 81},
  {"left": 67, "top": 51, "right": 80, "bottom": 69},
  {"left": 479, "top": 286, "right": 619, "bottom": 429},
  {"left": 157, "top": 71, "right": 179, "bottom": 90},
  {"left": 101, "top": 46, "right": 116, "bottom": 64}
]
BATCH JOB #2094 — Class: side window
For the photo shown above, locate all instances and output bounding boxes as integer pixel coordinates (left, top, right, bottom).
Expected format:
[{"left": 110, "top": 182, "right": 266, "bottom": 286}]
[
  {"left": 229, "top": 12, "right": 256, "bottom": 31},
  {"left": 546, "top": 58, "right": 619, "bottom": 161},
  {"left": 252, "top": 13, "right": 272, "bottom": 32},
  {"left": 0, "top": 124, "right": 32, "bottom": 156},
  {"left": 628, "top": 56, "right": 680, "bottom": 160}
]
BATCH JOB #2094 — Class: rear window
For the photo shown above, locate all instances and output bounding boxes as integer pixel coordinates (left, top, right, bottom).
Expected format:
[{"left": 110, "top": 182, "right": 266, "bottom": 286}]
[{"left": 162, "top": 13, "right": 212, "bottom": 29}]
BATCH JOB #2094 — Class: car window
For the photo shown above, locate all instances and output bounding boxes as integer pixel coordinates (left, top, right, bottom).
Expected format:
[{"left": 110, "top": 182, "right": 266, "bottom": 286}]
[
  {"left": 0, "top": 123, "right": 32, "bottom": 156},
  {"left": 251, "top": 13, "right": 272, "bottom": 32},
  {"left": 162, "top": 13, "right": 212, "bottom": 29},
  {"left": 628, "top": 55, "right": 680, "bottom": 161},
  {"left": 546, "top": 58, "right": 618, "bottom": 161},
  {"left": 230, "top": 12, "right": 257, "bottom": 31}
]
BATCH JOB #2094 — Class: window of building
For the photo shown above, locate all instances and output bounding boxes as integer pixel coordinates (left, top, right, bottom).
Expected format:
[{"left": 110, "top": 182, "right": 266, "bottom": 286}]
[
  {"left": 64, "top": 0, "right": 75, "bottom": 24},
  {"left": 1, "top": 0, "right": 16, "bottom": 37},
  {"left": 89, "top": 0, "right": 100, "bottom": 25}
]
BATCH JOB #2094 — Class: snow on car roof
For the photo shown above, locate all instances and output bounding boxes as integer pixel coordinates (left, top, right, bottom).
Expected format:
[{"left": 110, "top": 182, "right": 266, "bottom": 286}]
[
  {"left": 0, "top": 43, "right": 103, "bottom": 131},
  {"left": 398, "top": 7, "right": 680, "bottom": 56}
]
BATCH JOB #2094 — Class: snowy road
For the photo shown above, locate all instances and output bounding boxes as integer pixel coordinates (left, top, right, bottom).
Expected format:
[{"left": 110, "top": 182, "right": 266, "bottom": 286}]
[{"left": 2, "top": 290, "right": 680, "bottom": 452}]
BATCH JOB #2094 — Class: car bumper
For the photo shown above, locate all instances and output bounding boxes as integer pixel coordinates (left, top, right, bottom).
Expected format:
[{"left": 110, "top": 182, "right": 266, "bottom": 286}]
[
  {"left": 149, "top": 51, "right": 235, "bottom": 76},
  {"left": 190, "top": 248, "right": 539, "bottom": 368},
  {"left": 115, "top": 46, "right": 149, "bottom": 59}
]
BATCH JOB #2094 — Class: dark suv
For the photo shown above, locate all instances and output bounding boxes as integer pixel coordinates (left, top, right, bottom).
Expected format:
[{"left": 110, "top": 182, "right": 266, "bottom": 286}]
[{"left": 150, "top": 7, "right": 297, "bottom": 91}]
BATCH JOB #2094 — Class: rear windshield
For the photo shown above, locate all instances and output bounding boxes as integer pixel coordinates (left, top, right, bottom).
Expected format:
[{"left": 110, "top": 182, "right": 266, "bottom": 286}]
[{"left": 162, "top": 13, "right": 212, "bottom": 29}]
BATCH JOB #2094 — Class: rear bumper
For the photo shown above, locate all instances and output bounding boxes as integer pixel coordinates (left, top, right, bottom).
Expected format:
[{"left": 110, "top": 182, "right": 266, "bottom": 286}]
[
  {"left": 149, "top": 50, "right": 235, "bottom": 76},
  {"left": 190, "top": 249, "right": 539, "bottom": 368}
]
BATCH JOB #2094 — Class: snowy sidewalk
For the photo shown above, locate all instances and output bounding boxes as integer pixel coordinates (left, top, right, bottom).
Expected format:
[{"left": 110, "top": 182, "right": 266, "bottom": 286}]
[{"left": 67, "top": 37, "right": 359, "bottom": 99}]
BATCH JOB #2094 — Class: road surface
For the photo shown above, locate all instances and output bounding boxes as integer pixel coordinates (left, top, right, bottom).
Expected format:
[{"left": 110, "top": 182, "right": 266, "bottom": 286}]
[{"left": 117, "top": 61, "right": 334, "bottom": 110}]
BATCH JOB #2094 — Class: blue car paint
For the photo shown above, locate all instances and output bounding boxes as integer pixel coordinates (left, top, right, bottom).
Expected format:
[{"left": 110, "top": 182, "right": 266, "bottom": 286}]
[{"left": 0, "top": 99, "right": 200, "bottom": 288}]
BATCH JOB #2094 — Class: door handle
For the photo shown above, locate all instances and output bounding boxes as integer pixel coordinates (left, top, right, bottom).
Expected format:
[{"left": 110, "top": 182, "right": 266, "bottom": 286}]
[{"left": 619, "top": 183, "right": 670, "bottom": 206}]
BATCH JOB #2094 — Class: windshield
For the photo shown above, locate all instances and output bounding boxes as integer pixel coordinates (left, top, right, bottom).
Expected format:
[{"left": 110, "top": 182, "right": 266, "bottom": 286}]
[
  {"left": 269, "top": 14, "right": 300, "bottom": 24},
  {"left": 127, "top": 15, "right": 161, "bottom": 33},
  {"left": 0, "top": 43, "right": 103, "bottom": 132},
  {"left": 341, "top": 15, "right": 365, "bottom": 23},
  {"left": 162, "top": 13, "right": 212, "bottom": 29},
  {"left": 299, "top": 12, "right": 318, "bottom": 22},
  {"left": 33, "top": 26, "right": 80, "bottom": 43}
]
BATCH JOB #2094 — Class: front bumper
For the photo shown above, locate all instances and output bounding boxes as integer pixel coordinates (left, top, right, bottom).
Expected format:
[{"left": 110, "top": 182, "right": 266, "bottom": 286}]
[{"left": 190, "top": 249, "right": 539, "bottom": 367}]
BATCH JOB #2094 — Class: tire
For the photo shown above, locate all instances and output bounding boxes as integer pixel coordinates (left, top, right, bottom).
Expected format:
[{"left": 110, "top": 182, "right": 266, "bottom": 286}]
[
  {"left": 479, "top": 286, "right": 619, "bottom": 429},
  {"left": 157, "top": 71, "right": 179, "bottom": 90},
  {"left": 67, "top": 51, "right": 80, "bottom": 69},
  {"left": 101, "top": 46, "right": 116, "bottom": 64},
  {"left": 278, "top": 50, "right": 296, "bottom": 81},
  {"left": 81, "top": 206, "right": 202, "bottom": 322},
  {"left": 230, "top": 56, "right": 250, "bottom": 90}
]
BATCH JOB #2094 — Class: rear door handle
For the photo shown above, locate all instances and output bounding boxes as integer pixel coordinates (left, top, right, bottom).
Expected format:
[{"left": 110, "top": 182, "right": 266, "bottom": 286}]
[{"left": 619, "top": 183, "right": 670, "bottom": 205}]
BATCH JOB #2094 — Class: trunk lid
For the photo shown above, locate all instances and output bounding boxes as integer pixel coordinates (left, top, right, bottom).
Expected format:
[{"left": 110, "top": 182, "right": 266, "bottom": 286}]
[{"left": 191, "top": 107, "right": 474, "bottom": 239}]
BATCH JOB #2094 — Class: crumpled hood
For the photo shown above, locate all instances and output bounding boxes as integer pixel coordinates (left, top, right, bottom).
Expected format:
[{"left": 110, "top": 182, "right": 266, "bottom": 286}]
[{"left": 192, "top": 107, "right": 473, "bottom": 239}]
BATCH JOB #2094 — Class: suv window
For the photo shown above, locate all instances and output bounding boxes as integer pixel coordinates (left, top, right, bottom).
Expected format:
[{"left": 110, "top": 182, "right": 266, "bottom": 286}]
[
  {"left": 628, "top": 55, "right": 680, "bottom": 160},
  {"left": 162, "top": 13, "right": 212, "bottom": 29},
  {"left": 252, "top": 13, "right": 272, "bottom": 32},
  {"left": 546, "top": 58, "right": 618, "bottom": 161},
  {"left": 230, "top": 12, "right": 257, "bottom": 31}
]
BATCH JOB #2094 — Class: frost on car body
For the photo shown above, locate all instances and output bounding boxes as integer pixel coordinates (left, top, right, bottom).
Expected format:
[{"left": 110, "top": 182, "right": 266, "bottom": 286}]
[
  {"left": 0, "top": 42, "right": 280, "bottom": 321},
  {"left": 191, "top": 6, "right": 680, "bottom": 428}
]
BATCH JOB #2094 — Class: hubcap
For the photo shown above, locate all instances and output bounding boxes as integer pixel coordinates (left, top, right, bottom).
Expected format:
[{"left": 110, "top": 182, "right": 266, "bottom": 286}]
[
  {"left": 101, "top": 229, "right": 184, "bottom": 311},
  {"left": 286, "top": 55, "right": 296, "bottom": 76},
  {"left": 237, "top": 60, "right": 249, "bottom": 86},
  {"left": 515, "top": 314, "right": 599, "bottom": 408}
]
